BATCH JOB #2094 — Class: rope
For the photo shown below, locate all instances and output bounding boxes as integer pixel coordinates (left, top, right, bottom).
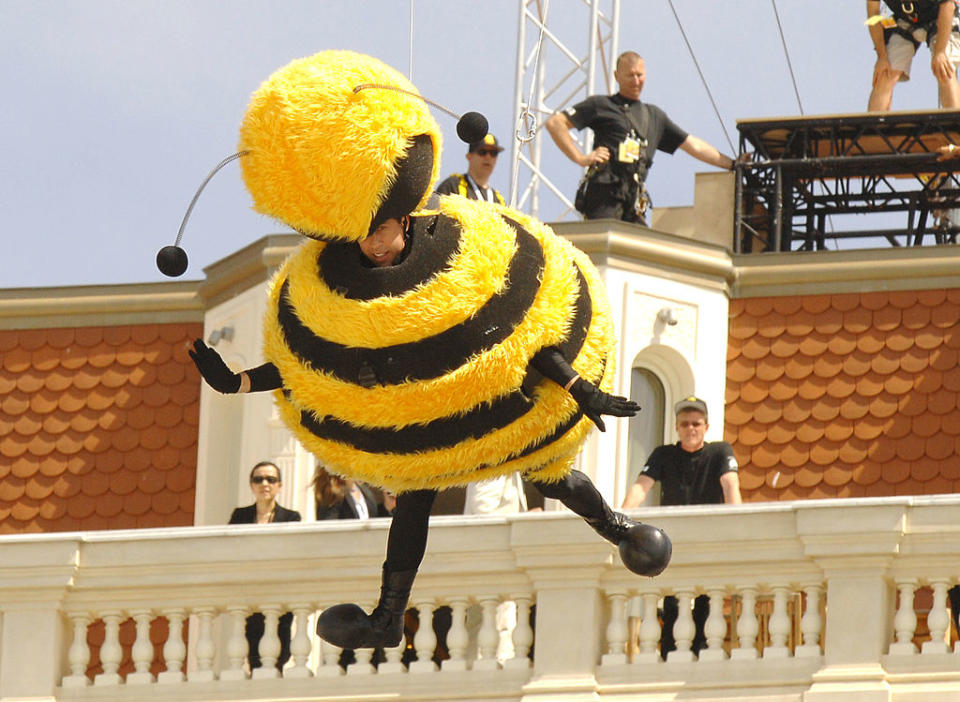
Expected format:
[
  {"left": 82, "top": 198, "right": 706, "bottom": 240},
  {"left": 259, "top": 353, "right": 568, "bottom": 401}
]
[
  {"left": 771, "top": 0, "right": 804, "bottom": 115},
  {"left": 665, "top": 0, "right": 735, "bottom": 154},
  {"left": 511, "top": 0, "right": 549, "bottom": 206}
]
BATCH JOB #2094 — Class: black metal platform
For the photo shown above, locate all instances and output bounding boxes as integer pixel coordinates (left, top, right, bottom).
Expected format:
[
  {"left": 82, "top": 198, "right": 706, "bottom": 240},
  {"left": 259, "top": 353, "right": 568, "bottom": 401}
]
[{"left": 735, "top": 110, "right": 960, "bottom": 252}]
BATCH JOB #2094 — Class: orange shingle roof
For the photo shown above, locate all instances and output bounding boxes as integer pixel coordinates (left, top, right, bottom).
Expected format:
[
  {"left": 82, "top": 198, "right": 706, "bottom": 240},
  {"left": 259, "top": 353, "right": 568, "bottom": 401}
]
[
  {"left": 727, "top": 290, "right": 960, "bottom": 501},
  {"left": 0, "top": 323, "right": 201, "bottom": 533}
]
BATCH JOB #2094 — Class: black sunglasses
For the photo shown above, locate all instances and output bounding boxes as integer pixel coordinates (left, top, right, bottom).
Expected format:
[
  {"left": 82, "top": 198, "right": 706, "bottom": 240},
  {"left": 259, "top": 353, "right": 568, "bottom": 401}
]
[
  {"left": 251, "top": 475, "right": 279, "bottom": 484},
  {"left": 475, "top": 149, "right": 500, "bottom": 157}
]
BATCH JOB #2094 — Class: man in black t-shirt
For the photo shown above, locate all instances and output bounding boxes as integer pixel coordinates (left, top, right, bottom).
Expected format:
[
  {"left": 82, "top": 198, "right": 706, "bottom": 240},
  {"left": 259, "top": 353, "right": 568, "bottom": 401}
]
[
  {"left": 622, "top": 396, "right": 741, "bottom": 659},
  {"left": 867, "top": 0, "right": 960, "bottom": 110},
  {"left": 545, "top": 51, "right": 737, "bottom": 225}
]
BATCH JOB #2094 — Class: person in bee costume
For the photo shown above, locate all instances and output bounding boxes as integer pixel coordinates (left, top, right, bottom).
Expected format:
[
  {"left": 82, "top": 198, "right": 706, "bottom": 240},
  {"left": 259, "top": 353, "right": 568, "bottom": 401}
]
[{"left": 181, "top": 50, "right": 671, "bottom": 651}]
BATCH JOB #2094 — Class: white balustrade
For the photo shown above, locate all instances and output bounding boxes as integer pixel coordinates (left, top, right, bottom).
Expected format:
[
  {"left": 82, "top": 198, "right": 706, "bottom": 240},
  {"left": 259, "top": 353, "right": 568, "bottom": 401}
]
[
  {"left": 442, "top": 598, "right": 469, "bottom": 672},
  {"left": 220, "top": 605, "right": 249, "bottom": 680},
  {"left": 128, "top": 609, "right": 156, "bottom": 684},
  {"left": 796, "top": 584, "right": 823, "bottom": 657},
  {"left": 699, "top": 588, "right": 728, "bottom": 662},
  {"left": 93, "top": 611, "right": 122, "bottom": 686},
  {"left": 921, "top": 579, "right": 951, "bottom": 654},
  {"left": 286, "top": 604, "right": 313, "bottom": 678},
  {"left": 409, "top": 598, "right": 438, "bottom": 673},
  {"left": 731, "top": 588, "right": 759, "bottom": 660},
  {"left": 765, "top": 586, "right": 792, "bottom": 658},
  {"left": 601, "top": 590, "right": 628, "bottom": 665},
  {"left": 157, "top": 608, "right": 186, "bottom": 683},
  {"left": 62, "top": 612, "right": 91, "bottom": 687},
  {"left": 473, "top": 596, "right": 500, "bottom": 671},
  {"left": 2, "top": 498, "right": 960, "bottom": 700},
  {"left": 506, "top": 594, "right": 533, "bottom": 669}
]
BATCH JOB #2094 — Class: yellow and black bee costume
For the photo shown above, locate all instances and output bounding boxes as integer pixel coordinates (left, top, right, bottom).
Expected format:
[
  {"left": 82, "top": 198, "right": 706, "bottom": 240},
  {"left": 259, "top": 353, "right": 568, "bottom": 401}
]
[{"left": 187, "top": 50, "right": 670, "bottom": 650}]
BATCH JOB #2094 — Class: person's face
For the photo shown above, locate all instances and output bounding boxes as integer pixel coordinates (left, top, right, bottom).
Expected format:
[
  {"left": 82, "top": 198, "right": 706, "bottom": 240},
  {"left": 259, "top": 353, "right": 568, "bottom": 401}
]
[
  {"left": 250, "top": 464, "right": 282, "bottom": 501},
  {"left": 676, "top": 410, "right": 707, "bottom": 453},
  {"left": 359, "top": 217, "right": 407, "bottom": 267},
  {"left": 615, "top": 57, "right": 646, "bottom": 100},
  {"left": 466, "top": 147, "right": 499, "bottom": 178}
]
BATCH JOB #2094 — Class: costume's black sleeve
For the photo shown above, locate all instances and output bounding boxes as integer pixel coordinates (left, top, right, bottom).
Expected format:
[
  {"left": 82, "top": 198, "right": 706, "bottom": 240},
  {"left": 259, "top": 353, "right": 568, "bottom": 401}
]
[
  {"left": 189, "top": 338, "right": 282, "bottom": 393},
  {"left": 247, "top": 362, "right": 283, "bottom": 391},
  {"left": 530, "top": 346, "right": 639, "bottom": 432}
]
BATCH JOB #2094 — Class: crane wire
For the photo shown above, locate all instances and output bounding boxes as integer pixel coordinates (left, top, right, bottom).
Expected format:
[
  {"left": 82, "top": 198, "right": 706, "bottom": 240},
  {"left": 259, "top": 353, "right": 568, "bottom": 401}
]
[
  {"left": 771, "top": 0, "right": 804, "bottom": 115},
  {"left": 665, "top": 0, "right": 735, "bottom": 154}
]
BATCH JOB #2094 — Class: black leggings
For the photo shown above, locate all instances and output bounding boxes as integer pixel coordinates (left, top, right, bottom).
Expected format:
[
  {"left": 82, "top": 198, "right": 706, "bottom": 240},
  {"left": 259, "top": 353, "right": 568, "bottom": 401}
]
[{"left": 382, "top": 471, "right": 610, "bottom": 572}]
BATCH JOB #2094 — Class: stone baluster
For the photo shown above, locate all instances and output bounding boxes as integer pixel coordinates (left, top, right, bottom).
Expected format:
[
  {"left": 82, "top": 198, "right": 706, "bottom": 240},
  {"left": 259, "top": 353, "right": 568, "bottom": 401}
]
[
  {"left": 731, "top": 588, "right": 759, "bottom": 660},
  {"left": 409, "top": 599, "right": 438, "bottom": 673},
  {"left": 316, "top": 607, "right": 344, "bottom": 677},
  {"left": 922, "top": 579, "right": 951, "bottom": 654},
  {"left": 345, "top": 599, "right": 377, "bottom": 675},
  {"left": 473, "top": 596, "right": 500, "bottom": 671},
  {"left": 252, "top": 605, "right": 282, "bottom": 678},
  {"left": 127, "top": 609, "right": 156, "bottom": 684},
  {"left": 699, "top": 588, "right": 729, "bottom": 662},
  {"left": 635, "top": 591, "right": 662, "bottom": 663},
  {"left": 158, "top": 608, "right": 186, "bottom": 683},
  {"left": 504, "top": 595, "right": 533, "bottom": 669},
  {"left": 442, "top": 598, "right": 469, "bottom": 672},
  {"left": 285, "top": 604, "right": 314, "bottom": 678},
  {"left": 189, "top": 607, "right": 217, "bottom": 682},
  {"left": 94, "top": 611, "right": 123, "bottom": 685},
  {"left": 62, "top": 612, "right": 92, "bottom": 688},
  {"left": 889, "top": 578, "right": 918, "bottom": 656},
  {"left": 764, "top": 586, "right": 792, "bottom": 658},
  {"left": 220, "top": 606, "right": 249, "bottom": 680},
  {"left": 796, "top": 584, "right": 823, "bottom": 657},
  {"left": 601, "top": 590, "right": 629, "bottom": 665},
  {"left": 376, "top": 596, "right": 407, "bottom": 675},
  {"left": 667, "top": 590, "right": 696, "bottom": 662}
]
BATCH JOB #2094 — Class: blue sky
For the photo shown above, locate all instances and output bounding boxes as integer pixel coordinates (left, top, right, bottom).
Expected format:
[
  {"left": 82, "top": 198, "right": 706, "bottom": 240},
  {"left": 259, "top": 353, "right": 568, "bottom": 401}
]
[{"left": 1, "top": 1, "right": 944, "bottom": 288}]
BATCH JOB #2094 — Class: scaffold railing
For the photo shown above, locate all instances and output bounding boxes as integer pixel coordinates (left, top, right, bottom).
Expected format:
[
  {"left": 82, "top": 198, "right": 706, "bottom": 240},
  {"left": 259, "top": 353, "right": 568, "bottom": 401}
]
[{"left": 734, "top": 109, "right": 960, "bottom": 252}]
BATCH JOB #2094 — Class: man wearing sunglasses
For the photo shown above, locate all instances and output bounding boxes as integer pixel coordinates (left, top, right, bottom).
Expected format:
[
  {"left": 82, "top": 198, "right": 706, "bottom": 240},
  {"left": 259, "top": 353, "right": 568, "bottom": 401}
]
[{"left": 435, "top": 133, "right": 506, "bottom": 204}]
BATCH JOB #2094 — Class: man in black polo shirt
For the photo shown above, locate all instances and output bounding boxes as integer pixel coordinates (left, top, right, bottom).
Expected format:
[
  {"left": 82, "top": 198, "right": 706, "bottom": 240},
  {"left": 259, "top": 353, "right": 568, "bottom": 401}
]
[
  {"left": 545, "top": 51, "right": 737, "bottom": 225},
  {"left": 622, "top": 396, "right": 741, "bottom": 658}
]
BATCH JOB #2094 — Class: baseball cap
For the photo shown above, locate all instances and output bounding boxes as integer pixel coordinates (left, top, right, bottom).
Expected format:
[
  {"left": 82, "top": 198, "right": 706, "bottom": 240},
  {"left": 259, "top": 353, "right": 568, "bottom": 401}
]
[
  {"left": 674, "top": 396, "right": 708, "bottom": 418},
  {"left": 469, "top": 134, "right": 505, "bottom": 153}
]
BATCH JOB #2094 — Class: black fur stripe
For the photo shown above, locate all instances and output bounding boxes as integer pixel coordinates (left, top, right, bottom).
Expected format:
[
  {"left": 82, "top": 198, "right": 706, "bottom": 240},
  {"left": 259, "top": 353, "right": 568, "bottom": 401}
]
[
  {"left": 278, "top": 217, "right": 547, "bottom": 386},
  {"left": 318, "top": 214, "right": 461, "bottom": 300},
  {"left": 294, "top": 265, "right": 597, "bottom": 455}
]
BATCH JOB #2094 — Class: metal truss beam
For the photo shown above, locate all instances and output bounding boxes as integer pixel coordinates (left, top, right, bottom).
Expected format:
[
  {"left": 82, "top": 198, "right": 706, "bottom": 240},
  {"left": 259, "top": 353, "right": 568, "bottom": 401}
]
[{"left": 508, "top": 0, "right": 621, "bottom": 219}]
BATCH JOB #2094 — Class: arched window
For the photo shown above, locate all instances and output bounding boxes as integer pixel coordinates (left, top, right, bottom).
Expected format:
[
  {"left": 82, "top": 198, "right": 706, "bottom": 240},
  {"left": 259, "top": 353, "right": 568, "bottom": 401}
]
[{"left": 626, "top": 367, "right": 665, "bottom": 505}]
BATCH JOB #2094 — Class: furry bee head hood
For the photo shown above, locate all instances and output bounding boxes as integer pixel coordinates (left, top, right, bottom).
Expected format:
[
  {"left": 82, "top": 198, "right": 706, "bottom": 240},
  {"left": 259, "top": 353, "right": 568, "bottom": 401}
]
[{"left": 238, "top": 50, "right": 443, "bottom": 242}]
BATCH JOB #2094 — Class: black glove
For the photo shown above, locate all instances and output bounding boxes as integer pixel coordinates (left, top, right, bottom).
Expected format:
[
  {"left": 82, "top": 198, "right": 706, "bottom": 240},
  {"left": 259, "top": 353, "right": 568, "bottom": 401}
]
[
  {"left": 188, "top": 339, "right": 241, "bottom": 394},
  {"left": 568, "top": 378, "right": 640, "bottom": 432}
]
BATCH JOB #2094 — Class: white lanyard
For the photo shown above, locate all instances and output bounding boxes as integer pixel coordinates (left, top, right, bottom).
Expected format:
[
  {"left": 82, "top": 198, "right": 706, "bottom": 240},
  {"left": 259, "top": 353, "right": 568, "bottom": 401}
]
[{"left": 465, "top": 174, "right": 494, "bottom": 203}]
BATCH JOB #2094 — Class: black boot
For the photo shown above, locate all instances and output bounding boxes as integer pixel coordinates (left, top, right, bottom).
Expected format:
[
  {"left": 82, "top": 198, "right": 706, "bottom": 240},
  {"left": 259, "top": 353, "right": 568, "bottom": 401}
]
[
  {"left": 587, "top": 504, "right": 672, "bottom": 577},
  {"left": 535, "top": 471, "right": 671, "bottom": 577},
  {"left": 316, "top": 565, "right": 417, "bottom": 649}
]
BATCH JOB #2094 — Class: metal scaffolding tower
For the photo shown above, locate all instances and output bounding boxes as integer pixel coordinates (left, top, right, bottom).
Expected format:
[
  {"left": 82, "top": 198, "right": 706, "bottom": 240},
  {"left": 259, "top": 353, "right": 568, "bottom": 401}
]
[
  {"left": 508, "top": 0, "right": 621, "bottom": 220},
  {"left": 735, "top": 110, "right": 960, "bottom": 252}
]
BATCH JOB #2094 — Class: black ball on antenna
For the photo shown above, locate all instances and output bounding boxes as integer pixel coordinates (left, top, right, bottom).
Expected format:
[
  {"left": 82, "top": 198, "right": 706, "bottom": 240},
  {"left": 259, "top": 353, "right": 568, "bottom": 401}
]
[
  {"left": 157, "top": 245, "right": 188, "bottom": 277},
  {"left": 457, "top": 111, "right": 489, "bottom": 145}
]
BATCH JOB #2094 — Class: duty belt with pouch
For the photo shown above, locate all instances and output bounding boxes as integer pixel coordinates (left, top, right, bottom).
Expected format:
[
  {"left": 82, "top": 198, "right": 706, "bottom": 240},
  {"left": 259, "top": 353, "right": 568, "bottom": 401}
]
[{"left": 619, "top": 102, "right": 652, "bottom": 217}]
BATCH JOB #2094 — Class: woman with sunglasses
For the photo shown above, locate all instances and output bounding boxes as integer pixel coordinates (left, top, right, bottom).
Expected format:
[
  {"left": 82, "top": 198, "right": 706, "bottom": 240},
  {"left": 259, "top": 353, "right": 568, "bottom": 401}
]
[
  {"left": 229, "top": 461, "right": 302, "bottom": 672},
  {"left": 229, "top": 461, "right": 302, "bottom": 525}
]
